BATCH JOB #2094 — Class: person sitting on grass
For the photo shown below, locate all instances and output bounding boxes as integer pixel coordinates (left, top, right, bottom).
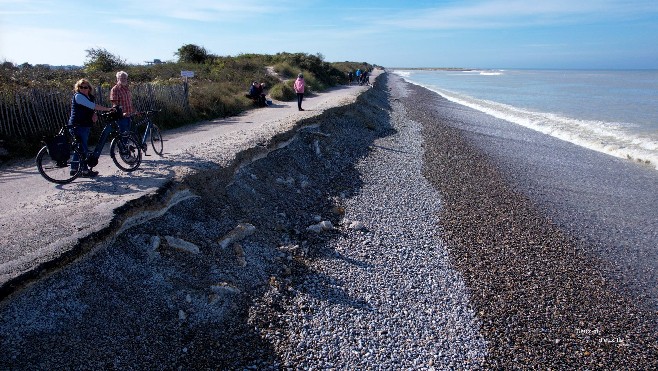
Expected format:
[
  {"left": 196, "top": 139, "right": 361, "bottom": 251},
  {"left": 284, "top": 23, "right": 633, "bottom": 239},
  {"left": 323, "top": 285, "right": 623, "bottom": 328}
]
[
  {"left": 256, "top": 82, "right": 267, "bottom": 107},
  {"left": 246, "top": 81, "right": 258, "bottom": 99},
  {"left": 246, "top": 81, "right": 267, "bottom": 107}
]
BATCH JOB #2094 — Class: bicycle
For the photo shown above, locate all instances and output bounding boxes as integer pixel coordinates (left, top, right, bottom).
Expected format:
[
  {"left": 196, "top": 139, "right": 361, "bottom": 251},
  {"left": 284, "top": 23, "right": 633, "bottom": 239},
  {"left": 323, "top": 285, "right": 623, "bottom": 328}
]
[
  {"left": 131, "top": 110, "right": 163, "bottom": 156},
  {"left": 36, "top": 109, "right": 142, "bottom": 184}
]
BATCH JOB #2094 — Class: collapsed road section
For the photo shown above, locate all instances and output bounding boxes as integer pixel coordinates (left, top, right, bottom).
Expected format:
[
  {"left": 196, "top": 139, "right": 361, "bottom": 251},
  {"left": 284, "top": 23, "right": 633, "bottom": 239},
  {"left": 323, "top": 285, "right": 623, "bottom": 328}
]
[{"left": 1, "top": 75, "right": 410, "bottom": 369}]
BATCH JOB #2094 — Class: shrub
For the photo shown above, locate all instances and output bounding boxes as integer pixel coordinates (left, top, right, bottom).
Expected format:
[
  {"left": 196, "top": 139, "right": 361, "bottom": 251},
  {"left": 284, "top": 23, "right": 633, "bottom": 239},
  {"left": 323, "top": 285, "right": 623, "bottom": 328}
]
[
  {"left": 299, "top": 71, "right": 326, "bottom": 94},
  {"left": 175, "top": 44, "right": 213, "bottom": 64},
  {"left": 187, "top": 81, "right": 249, "bottom": 120},
  {"left": 272, "top": 62, "right": 296, "bottom": 79},
  {"left": 84, "top": 48, "right": 127, "bottom": 73},
  {"left": 268, "top": 81, "right": 296, "bottom": 101}
]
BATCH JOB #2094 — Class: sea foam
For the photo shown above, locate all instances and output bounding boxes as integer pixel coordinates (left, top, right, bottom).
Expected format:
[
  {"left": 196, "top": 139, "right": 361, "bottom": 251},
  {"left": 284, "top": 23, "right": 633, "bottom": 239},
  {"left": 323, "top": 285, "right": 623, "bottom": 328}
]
[{"left": 405, "top": 79, "right": 658, "bottom": 170}]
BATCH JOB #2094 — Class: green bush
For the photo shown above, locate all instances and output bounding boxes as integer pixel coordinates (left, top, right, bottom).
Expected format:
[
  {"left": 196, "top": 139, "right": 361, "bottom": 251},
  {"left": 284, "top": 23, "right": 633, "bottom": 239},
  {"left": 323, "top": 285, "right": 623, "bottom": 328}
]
[
  {"left": 175, "top": 44, "right": 213, "bottom": 64},
  {"left": 188, "top": 81, "right": 249, "bottom": 120},
  {"left": 272, "top": 62, "right": 296, "bottom": 79},
  {"left": 299, "top": 71, "right": 326, "bottom": 93},
  {"left": 268, "top": 81, "right": 296, "bottom": 101},
  {"left": 84, "top": 48, "right": 127, "bottom": 73}
]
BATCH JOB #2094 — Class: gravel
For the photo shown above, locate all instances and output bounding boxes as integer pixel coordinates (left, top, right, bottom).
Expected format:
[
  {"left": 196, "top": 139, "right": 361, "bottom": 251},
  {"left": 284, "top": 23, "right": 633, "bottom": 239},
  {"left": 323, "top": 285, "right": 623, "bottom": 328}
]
[
  {"left": 401, "top": 75, "right": 658, "bottom": 369},
  {"left": 247, "top": 74, "right": 487, "bottom": 369},
  {"left": 0, "top": 72, "right": 656, "bottom": 369}
]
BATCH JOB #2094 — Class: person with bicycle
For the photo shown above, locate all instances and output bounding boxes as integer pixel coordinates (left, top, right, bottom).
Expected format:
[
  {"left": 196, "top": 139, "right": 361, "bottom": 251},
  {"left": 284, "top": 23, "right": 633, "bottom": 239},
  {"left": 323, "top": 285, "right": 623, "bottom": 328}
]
[
  {"left": 68, "top": 79, "right": 115, "bottom": 177},
  {"left": 110, "top": 71, "right": 134, "bottom": 134}
]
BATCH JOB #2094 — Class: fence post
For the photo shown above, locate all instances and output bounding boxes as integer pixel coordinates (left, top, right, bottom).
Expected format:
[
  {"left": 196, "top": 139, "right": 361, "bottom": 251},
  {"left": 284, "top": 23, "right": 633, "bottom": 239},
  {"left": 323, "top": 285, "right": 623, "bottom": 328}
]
[
  {"left": 96, "top": 86, "right": 104, "bottom": 106},
  {"left": 183, "top": 80, "right": 190, "bottom": 113}
]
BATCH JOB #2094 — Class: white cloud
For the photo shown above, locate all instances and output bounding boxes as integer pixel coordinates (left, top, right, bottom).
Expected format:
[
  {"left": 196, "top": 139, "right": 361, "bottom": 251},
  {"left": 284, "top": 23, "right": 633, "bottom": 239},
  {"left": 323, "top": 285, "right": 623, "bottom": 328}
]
[
  {"left": 0, "top": 0, "right": 47, "bottom": 15},
  {"left": 113, "top": 0, "right": 288, "bottom": 22},
  {"left": 0, "top": 26, "right": 96, "bottom": 65},
  {"left": 110, "top": 18, "right": 171, "bottom": 32},
  {"left": 371, "top": 0, "right": 658, "bottom": 30}
]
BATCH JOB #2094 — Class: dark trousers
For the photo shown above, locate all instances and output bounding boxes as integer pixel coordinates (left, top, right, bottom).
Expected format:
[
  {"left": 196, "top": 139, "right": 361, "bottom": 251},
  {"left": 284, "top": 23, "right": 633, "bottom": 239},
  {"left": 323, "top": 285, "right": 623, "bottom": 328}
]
[
  {"left": 296, "top": 93, "right": 304, "bottom": 110},
  {"left": 247, "top": 94, "right": 266, "bottom": 107},
  {"left": 71, "top": 126, "right": 90, "bottom": 171}
]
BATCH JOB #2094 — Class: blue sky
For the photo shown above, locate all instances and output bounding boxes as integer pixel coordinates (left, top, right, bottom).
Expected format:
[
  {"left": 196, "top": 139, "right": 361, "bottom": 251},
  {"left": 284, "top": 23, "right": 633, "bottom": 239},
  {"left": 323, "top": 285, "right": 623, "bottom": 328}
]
[{"left": 1, "top": 0, "right": 657, "bottom": 69}]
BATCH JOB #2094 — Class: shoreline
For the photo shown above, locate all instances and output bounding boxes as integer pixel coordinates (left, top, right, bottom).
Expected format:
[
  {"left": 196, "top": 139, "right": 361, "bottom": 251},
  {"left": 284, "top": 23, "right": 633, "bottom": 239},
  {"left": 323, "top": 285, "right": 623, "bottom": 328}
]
[
  {"left": 399, "top": 75, "right": 657, "bottom": 367},
  {"left": 393, "top": 69, "right": 658, "bottom": 170},
  {"left": 0, "top": 72, "right": 656, "bottom": 368}
]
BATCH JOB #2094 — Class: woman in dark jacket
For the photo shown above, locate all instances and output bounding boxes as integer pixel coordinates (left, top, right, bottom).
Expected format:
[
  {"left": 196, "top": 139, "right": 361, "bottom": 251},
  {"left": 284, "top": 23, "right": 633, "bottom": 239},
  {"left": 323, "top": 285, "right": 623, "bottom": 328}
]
[{"left": 68, "top": 79, "right": 114, "bottom": 177}]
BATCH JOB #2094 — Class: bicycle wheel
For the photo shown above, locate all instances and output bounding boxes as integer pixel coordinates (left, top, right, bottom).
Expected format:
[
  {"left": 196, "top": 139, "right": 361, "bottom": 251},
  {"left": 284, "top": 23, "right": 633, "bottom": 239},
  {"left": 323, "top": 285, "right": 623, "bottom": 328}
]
[
  {"left": 150, "top": 124, "right": 164, "bottom": 155},
  {"left": 36, "top": 145, "right": 82, "bottom": 184},
  {"left": 110, "top": 134, "right": 141, "bottom": 171},
  {"left": 127, "top": 130, "right": 141, "bottom": 148}
]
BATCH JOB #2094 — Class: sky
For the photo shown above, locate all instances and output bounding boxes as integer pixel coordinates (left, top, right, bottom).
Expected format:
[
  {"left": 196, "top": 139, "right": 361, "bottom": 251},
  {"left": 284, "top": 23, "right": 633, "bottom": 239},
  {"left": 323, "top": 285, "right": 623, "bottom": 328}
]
[{"left": 1, "top": 0, "right": 657, "bottom": 69}]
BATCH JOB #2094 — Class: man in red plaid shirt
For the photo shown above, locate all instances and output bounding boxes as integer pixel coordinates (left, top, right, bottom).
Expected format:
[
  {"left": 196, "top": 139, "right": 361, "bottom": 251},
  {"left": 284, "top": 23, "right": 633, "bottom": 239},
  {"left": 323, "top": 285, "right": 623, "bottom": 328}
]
[{"left": 110, "top": 70, "right": 134, "bottom": 133}]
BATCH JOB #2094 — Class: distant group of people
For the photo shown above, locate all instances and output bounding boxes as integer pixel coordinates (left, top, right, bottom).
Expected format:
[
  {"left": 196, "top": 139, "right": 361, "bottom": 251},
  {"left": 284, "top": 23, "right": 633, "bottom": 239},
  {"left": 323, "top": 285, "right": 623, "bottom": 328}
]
[
  {"left": 348, "top": 69, "right": 370, "bottom": 86},
  {"left": 68, "top": 70, "right": 134, "bottom": 178}
]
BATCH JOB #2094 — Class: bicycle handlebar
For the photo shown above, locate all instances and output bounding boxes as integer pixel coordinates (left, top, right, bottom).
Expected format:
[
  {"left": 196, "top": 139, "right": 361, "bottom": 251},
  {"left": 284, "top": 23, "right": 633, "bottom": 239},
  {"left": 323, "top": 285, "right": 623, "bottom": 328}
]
[
  {"left": 98, "top": 108, "right": 159, "bottom": 122},
  {"left": 99, "top": 106, "right": 123, "bottom": 120},
  {"left": 99, "top": 111, "right": 114, "bottom": 119}
]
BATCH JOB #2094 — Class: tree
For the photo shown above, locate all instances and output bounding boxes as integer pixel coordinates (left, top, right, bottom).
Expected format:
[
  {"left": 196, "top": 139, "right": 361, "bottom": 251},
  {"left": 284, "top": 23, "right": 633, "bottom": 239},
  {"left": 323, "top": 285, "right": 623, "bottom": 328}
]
[
  {"left": 175, "top": 44, "right": 211, "bottom": 64},
  {"left": 2, "top": 61, "right": 17, "bottom": 70},
  {"left": 84, "top": 48, "right": 126, "bottom": 72}
]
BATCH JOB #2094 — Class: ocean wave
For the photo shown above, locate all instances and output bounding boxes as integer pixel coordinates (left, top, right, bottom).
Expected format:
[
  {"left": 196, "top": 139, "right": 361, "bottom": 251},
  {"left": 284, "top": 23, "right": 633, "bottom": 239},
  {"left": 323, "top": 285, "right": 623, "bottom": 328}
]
[
  {"left": 405, "top": 80, "right": 658, "bottom": 170},
  {"left": 458, "top": 70, "right": 503, "bottom": 76},
  {"left": 392, "top": 70, "right": 412, "bottom": 77}
]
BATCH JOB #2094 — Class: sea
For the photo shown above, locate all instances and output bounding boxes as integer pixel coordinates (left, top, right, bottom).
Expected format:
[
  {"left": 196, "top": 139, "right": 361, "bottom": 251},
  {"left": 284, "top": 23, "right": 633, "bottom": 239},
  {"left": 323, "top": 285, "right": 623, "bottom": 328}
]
[{"left": 392, "top": 69, "right": 658, "bottom": 170}]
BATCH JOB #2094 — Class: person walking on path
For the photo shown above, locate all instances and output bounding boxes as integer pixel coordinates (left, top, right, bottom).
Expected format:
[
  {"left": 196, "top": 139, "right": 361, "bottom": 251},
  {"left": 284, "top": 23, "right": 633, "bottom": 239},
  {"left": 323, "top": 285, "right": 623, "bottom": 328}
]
[
  {"left": 294, "top": 73, "right": 306, "bottom": 111},
  {"left": 68, "top": 79, "right": 115, "bottom": 177},
  {"left": 110, "top": 71, "right": 134, "bottom": 133}
]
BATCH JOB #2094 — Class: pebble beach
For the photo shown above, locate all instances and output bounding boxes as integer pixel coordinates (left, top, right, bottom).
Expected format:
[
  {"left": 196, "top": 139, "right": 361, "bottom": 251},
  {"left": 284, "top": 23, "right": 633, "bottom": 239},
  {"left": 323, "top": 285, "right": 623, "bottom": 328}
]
[
  {"left": 401, "top": 73, "right": 658, "bottom": 368},
  {"left": 0, "top": 72, "right": 656, "bottom": 369}
]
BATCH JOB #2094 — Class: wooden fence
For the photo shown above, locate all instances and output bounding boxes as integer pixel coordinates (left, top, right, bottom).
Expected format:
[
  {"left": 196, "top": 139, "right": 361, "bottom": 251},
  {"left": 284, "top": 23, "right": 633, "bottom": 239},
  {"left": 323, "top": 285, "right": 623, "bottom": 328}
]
[{"left": 0, "top": 83, "right": 189, "bottom": 139}]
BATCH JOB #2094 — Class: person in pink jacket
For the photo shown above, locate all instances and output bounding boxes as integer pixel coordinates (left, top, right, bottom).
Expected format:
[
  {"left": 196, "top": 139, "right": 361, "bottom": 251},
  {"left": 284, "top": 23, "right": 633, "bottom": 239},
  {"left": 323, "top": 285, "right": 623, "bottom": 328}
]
[{"left": 293, "top": 73, "right": 305, "bottom": 111}]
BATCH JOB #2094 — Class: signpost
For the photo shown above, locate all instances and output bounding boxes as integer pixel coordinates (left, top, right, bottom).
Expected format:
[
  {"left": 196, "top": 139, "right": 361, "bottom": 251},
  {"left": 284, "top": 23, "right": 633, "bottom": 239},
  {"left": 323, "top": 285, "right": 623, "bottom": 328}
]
[
  {"left": 180, "top": 71, "right": 194, "bottom": 112},
  {"left": 180, "top": 70, "right": 195, "bottom": 80}
]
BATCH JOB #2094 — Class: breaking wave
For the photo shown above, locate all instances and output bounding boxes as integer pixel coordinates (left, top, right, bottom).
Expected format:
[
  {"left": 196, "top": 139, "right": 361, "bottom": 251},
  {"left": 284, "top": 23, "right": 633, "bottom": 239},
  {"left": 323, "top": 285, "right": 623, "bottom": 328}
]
[{"left": 399, "top": 76, "right": 658, "bottom": 170}]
